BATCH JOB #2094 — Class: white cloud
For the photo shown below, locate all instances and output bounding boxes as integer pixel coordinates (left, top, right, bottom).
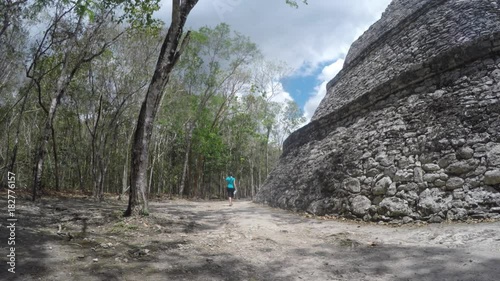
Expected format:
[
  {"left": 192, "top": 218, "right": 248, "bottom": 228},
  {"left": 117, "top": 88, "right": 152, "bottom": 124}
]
[
  {"left": 155, "top": 0, "right": 391, "bottom": 123},
  {"left": 303, "top": 58, "right": 344, "bottom": 122},
  {"left": 269, "top": 83, "right": 293, "bottom": 104},
  {"left": 156, "top": 0, "right": 391, "bottom": 74}
]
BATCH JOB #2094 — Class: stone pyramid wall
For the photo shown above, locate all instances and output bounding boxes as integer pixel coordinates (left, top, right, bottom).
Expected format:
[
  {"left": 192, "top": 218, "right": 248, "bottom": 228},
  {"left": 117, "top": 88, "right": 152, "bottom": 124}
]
[{"left": 255, "top": 0, "right": 500, "bottom": 223}]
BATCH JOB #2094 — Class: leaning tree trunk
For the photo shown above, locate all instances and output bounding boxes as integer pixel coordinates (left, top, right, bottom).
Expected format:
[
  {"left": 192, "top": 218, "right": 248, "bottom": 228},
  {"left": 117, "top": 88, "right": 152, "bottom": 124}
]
[
  {"left": 32, "top": 66, "right": 71, "bottom": 201},
  {"left": 125, "top": 0, "right": 199, "bottom": 216}
]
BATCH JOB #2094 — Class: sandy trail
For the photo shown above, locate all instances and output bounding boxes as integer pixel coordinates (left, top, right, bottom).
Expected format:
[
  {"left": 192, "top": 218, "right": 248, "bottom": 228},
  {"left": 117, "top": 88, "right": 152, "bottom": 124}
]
[{"left": 1, "top": 198, "right": 500, "bottom": 281}]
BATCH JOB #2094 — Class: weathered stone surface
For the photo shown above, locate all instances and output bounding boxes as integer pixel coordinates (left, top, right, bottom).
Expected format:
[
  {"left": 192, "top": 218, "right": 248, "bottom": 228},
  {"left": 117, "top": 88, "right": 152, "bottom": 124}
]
[
  {"left": 351, "top": 195, "right": 372, "bottom": 215},
  {"left": 255, "top": 0, "right": 500, "bottom": 223},
  {"left": 438, "top": 154, "right": 456, "bottom": 169},
  {"left": 445, "top": 177, "right": 464, "bottom": 190},
  {"left": 484, "top": 170, "right": 500, "bottom": 185},
  {"left": 343, "top": 178, "right": 361, "bottom": 193},
  {"left": 379, "top": 197, "right": 411, "bottom": 217},
  {"left": 373, "top": 177, "right": 392, "bottom": 195},
  {"left": 307, "top": 200, "right": 328, "bottom": 216},
  {"left": 394, "top": 170, "right": 413, "bottom": 182},
  {"left": 486, "top": 144, "right": 500, "bottom": 166},
  {"left": 423, "top": 173, "right": 440, "bottom": 183},
  {"left": 445, "top": 160, "right": 479, "bottom": 175},
  {"left": 457, "top": 147, "right": 474, "bottom": 160},
  {"left": 414, "top": 167, "right": 424, "bottom": 183},
  {"left": 313, "top": 0, "right": 500, "bottom": 121},
  {"left": 418, "top": 188, "right": 449, "bottom": 215},
  {"left": 387, "top": 182, "right": 397, "bottom": 196},
  {"left": 422, "top": 164, "right": 440, "bottom": 172}
]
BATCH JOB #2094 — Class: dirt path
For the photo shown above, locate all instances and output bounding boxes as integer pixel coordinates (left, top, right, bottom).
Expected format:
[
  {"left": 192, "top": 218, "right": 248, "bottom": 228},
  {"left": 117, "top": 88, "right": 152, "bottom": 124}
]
[{"left": 1, "top": 197, "right": 500, "bottom": 281}]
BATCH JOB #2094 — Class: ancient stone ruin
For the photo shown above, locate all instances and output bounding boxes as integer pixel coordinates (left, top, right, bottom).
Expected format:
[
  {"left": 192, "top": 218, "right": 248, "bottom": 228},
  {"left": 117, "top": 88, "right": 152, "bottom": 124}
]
[{"left": 255, "top": 0, "right": 500, "bottom": 223}]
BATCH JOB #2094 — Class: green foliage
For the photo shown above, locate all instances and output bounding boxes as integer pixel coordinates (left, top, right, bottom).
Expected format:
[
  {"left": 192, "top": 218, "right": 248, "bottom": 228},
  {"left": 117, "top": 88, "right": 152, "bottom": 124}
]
[
  {"left": 285, "top": 0, "right": 308, "bottom": 8},
  {"left": 56, "top": 0, "right": 162, "bottom": 29},
  {"left": 1, "top": 9, "right": 303, "bottom": 199}
]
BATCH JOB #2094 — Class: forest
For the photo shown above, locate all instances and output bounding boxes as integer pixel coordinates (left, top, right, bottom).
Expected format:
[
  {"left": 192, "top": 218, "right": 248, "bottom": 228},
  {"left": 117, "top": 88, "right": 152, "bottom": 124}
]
[
  {"left": 0, "top": 0, "right": 306, "bottom": 210},
  {"left": 2, "top": 1, "right": 500, "bottom": 280}
]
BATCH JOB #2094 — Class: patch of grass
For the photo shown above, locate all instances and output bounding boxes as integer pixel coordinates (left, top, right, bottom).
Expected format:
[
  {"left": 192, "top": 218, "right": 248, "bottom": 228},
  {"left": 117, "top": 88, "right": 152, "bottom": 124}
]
[
  {"left": 110, "top": 220, "right": 139, "bottom": 233},
  {"left": 338, "top": 238, "right": 361, "bottom": 247},
  {"left": 111, "top": 210, "right": 123, "bottom": 219}
]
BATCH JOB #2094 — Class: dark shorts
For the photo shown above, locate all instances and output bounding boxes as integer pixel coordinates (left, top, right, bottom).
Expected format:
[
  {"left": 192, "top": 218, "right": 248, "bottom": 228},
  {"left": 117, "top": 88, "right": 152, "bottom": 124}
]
[{"left": 227, "top": 188, "right": 235, "bottom": 198}]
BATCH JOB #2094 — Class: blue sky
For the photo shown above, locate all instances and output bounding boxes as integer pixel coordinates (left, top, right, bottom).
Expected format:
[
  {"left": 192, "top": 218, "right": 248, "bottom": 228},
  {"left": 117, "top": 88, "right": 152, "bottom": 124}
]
[
  {"left": 157, "top": 0, "right": 392, "bottom": 121},
  {"left": 282, "top": 63, "right": 328, "bottom": 104},
  {"left": 281, "top": 59, "right": 340, "bottom": 111}
]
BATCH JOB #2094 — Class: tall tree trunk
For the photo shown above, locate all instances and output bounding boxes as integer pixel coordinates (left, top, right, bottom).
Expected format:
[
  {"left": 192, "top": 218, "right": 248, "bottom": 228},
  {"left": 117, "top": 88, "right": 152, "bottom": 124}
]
[
  {"left": 119, "top": 130, "right": 134, "bottom": 200},
  {"left": 51, "top": 126, "right": 60, "bottom": 191},
  {"left": 32, "top": 70, "right": 70, "bottom": 201},
  {"left": 249, "top": 157, "right": 255, "bottom": 199},
  {"left": 119, "top": 146, "right": 129, "bottom": 200},
  {"left": 194, "top": 154, "right": 204, "bottom": 198},
  {"left": 258, "top": 154, "right": 262, "bottom": 192},
  {"left": 179, "top": 121, "right": 194, "bottom": 197},
  {"left": 70, "top": 116, "right": 84, "bottom": 191},
  {"left": 98, "top": 163, "right": 107, "bottom": 201},
  {"left": 125, "top": 0, "right": 199, "bottom": 216},
  {"left": 148, "top": 140, "right": 159, "bottom": 197}
]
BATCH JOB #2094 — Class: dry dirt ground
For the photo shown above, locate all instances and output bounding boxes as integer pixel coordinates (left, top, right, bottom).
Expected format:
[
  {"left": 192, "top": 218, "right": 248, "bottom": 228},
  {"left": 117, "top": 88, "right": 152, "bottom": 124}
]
[{"left": 1, "top": 195, "right": 500, "bottom": 281}]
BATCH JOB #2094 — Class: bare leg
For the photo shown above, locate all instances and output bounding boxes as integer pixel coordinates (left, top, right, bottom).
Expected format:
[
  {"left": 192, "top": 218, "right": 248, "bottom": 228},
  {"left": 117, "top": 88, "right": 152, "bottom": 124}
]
[{"left": 229, "top": 197, "right": 232, "bottom": 206}]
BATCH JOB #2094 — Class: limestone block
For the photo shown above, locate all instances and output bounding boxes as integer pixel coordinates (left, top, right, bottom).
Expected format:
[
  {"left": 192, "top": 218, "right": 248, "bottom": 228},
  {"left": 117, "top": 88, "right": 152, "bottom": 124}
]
[
  {"left": 307, "top": 200, "right": 327, "bottom": 216},
  {"left": 367, "top": 168, "right": 380, "bottom": 177},
  {"left": 394, "top": 170, "right": 413, "bottom": 182},
  {"left": 414, "top": 167, "right": 424, "bottom": 183},
  {"left": 422, "top": 163, "right": 441, "bottom": 172},
  {"left": 439, "top": 173, "right": 449, "bottom": 180},
  {"left": 384, "top": 165, "right": 398, "bottom": 178},
  {"left": 484, "top": 170, "right": 500, "bottom": 185},
  {"left": 473, "top": 144, "right": 487, "bottom": 158},
  {"left": 343, "top": 178, "right": 361, "bottom": 193},
  {"left": 423, "top": 173, "right": 440, "bottom": 182},
  {"left": 446, "top": 208, "right": 468, "bottom": 221},
  {"left": 351, "top": 195, "right": 372, "bottom": 215},
  {"left": 373, "top": 176, "right": 392, "bottom": 195},
  {"left": 418, "top": 188, "right": 449, "bottom": 215},
  {"left": 457, "top": 146, "right": 474, "bottom": 159},
  {"left": 438, "top": 154, "right": 457, "bottom": 168},
  {"left": 397, "top": 190, "right": 418, "bottom": 202},
  {"left": 453, "top": 190, "right": 465, "bottom": 200},
  {"left": 445, "top": 160, "right": 479, "bottom": 175},
  {"left": 379, "top": 197, "right": 411, "bottom": 217},
  {"left": 486, "top": 143, "right": 500, "bottom": 166},
  {"left": 387, "top": 182, "right": 397, "bottom": 196},
  {"left": 365, "top": 158, "right": 379, "bottom": 169},
  {"left": 445, "top": 177, "right": 465, "bottom": 190},
  {"left": 428, "top": 214, "right": 444, "bottom": 223},
  {"left": 434, "top": 179, "right": 446, "bottom": 187},
  {"left": 375, "top": 153, "right": 393, "bottom": 167}
]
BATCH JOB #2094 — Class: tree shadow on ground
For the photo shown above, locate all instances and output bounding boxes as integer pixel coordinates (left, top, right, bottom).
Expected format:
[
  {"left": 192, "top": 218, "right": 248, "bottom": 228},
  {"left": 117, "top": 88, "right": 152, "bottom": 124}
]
[
  {"left": 70, "top": 248, "right": 294, "bottom": 281},
  {"left": 305, "top": 241, "right": 500, "bottom": 281},
  {"left": 0, "top": 200, "right": 56, "bottom": 281},
  {"left": 6, "top": 197, "right": 500, "bottom": 281}
]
